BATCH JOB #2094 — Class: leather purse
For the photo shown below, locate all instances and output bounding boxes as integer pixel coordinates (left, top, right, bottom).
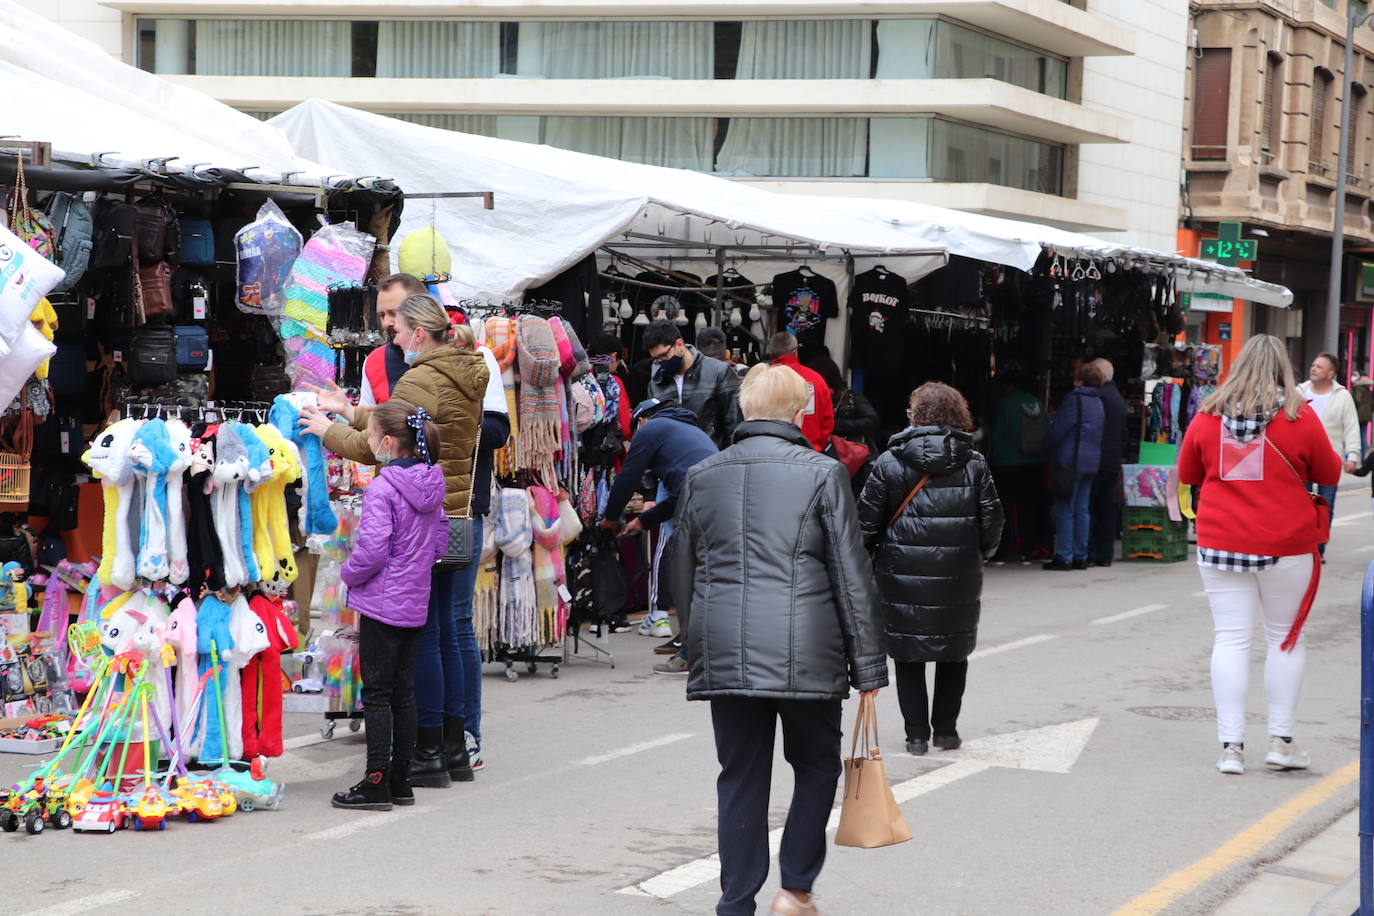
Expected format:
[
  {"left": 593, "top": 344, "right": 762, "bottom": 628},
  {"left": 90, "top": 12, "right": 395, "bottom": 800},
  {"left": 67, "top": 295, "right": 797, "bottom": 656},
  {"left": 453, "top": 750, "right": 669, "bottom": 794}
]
[
  {"left": 835, "top": 693, "right": 912, "bottom": 849},
  {"left": 435, "top": 418, "right": 482, "bottom": 572}
]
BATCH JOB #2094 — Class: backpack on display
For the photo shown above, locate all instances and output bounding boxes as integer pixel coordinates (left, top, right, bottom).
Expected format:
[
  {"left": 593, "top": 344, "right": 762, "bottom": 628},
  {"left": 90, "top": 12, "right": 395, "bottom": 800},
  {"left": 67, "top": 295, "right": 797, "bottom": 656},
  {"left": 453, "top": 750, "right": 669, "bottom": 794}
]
[
  {"left": 178, "top": 217, "right": 215, "bottom": 267},
  {"left": 135, "top": 198, "right": 178, "bottom": 266},
  {"left": 174, "top": 325, "right": 209, "bottom": 371},
  {"left": 1018, "top": 401, "right": 1049, "bottom": 456},
  {"left": 89, "top": 199, "right": 137, "bottom": 269},
  {"left": 43, "top": 192, "right": 93, "bottom": 292},
  {"left": 6, "top": 155, "right": 56, "bottom": 260},
  {"left": 126, "top": 324, "right": 177, "bottom": 386}
]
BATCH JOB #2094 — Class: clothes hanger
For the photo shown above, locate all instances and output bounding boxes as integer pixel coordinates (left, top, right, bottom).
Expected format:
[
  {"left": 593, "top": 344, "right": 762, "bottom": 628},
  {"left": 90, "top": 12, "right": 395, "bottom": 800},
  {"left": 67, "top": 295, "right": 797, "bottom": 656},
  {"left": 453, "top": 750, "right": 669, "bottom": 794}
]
[{"left": 798, "top": 265, "right": 816, "bottom": 277}]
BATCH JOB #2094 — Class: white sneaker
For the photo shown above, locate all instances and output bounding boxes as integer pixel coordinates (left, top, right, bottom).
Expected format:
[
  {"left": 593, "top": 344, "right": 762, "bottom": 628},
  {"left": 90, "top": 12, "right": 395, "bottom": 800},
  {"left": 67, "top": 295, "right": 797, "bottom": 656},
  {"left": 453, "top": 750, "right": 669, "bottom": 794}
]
[
  {"left": 1265, "top": 736, "right": 1310, "bottom": 770},
  {"left": 1216, "top": 745, "right": 1244, "bottom": 775},
  {"left": 637, "top": 615, "right": 673, "bottom": 638}
]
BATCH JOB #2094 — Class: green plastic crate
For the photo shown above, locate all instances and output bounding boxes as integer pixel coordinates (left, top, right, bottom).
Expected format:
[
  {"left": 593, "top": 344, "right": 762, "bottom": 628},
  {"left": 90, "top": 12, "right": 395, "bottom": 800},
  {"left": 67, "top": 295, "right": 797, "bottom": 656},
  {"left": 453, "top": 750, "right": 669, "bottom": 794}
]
[
  {"left": 1122, "top": 528, "right": 1189, "bottom": 562},
  {"left": 1122, "top": 506, "right": 1186, "bottom": 536}
]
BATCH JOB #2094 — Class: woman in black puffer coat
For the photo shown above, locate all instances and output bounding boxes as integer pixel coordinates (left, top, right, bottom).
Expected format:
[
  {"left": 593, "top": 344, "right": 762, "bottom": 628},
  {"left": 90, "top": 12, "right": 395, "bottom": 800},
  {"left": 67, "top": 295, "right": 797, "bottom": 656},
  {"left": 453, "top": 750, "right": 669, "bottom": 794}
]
[{"left": 857, "top": 382, "right": 1003, "bottom": 756}]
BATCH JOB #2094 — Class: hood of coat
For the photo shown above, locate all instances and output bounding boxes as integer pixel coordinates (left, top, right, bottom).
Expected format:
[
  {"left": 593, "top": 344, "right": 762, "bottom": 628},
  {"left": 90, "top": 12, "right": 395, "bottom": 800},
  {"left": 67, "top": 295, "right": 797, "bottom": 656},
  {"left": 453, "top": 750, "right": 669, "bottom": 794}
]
[
  {"left": 411, "top": 343, "right": 487, "bottom": 394},
  {"left": 733, "top": 419, "right": 812, "bottom": 449},
  {"left": 651, "top": 405, "right": 703, "bottom": 427},
  {"left": 379, "top": 460, "right": 447, "bottom": 513},
  {"left": 887, "top": 425, "right": 974, "bottom": 475}
]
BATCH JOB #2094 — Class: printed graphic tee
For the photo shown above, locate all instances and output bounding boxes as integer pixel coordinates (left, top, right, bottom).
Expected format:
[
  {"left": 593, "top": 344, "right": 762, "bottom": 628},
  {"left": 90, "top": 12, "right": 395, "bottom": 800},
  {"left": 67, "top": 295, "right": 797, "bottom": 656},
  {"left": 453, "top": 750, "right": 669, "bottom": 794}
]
[
  {"left": 847, "top": 268, "right": 909, "bottom": 373},
  {"left": 771, "top": 269, "right": 838, "bottom": 356}
]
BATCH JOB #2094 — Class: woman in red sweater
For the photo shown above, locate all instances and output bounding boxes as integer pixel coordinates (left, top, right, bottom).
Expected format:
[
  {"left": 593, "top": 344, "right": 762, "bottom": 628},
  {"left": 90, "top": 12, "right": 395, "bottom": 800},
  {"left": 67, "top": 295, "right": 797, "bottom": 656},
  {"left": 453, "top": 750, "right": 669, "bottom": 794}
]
[{"left": 1178, "top": 334, "right": 1341, "bottom": 776}]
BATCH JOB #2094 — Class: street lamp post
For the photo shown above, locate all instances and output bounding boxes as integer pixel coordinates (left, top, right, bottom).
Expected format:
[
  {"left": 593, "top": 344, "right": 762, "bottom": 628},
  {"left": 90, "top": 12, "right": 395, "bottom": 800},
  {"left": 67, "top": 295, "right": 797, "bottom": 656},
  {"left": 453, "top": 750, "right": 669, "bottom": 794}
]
[{"left": 1328, "top": 12, "right": 1374, "bottom": 358}]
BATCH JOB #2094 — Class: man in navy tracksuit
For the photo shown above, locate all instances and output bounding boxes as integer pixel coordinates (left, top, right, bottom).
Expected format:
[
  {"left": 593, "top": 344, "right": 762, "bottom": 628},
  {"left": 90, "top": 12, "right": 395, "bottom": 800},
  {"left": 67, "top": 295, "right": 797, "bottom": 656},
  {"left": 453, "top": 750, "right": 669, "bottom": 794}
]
[{"left": 600, "top": 400, "right": 718, "bottom": 670}]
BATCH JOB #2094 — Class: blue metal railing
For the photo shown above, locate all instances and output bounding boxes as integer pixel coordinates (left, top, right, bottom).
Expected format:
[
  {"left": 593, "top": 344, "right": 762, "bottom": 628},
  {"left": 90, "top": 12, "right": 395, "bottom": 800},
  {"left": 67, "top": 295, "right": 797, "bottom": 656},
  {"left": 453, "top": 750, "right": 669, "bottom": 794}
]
[{"left": 1360, "top": 561, "right": 1373, "bottom": 916}]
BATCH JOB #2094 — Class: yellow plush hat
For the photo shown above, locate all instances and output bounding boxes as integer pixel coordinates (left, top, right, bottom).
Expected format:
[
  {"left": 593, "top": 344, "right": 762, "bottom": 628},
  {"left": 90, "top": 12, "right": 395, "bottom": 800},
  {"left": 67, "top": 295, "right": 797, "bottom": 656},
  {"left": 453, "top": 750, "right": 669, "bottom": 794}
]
[{"left": 398, "top": 227, "right": 452, "bottom": 279}]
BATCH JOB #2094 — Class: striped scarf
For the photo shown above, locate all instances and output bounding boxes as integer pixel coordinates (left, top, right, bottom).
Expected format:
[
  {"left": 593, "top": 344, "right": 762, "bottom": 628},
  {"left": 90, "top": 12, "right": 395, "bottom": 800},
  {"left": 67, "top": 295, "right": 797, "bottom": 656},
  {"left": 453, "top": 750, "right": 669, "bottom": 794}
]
[
  {"left": 516, "top": 316, "right": 561, "bottom": 481},
  {"left": 528, "top": 485, "right": 567, "bottom": 645}
]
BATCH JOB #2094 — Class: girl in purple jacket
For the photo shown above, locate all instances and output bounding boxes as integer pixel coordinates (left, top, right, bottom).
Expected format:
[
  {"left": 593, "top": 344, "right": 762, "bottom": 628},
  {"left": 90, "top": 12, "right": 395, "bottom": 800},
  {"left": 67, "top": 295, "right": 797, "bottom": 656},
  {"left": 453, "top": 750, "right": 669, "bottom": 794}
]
[{"left": 332, "top": 401, "right": 448, "bottom": 811}]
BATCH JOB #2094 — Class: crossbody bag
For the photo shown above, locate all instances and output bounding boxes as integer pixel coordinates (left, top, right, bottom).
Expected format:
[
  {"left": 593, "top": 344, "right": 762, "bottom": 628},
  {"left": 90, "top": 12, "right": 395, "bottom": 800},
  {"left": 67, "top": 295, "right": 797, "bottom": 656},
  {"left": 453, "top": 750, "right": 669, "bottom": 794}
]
[{"left": 435, "top": 416, "right": 482, "bottom": 572}]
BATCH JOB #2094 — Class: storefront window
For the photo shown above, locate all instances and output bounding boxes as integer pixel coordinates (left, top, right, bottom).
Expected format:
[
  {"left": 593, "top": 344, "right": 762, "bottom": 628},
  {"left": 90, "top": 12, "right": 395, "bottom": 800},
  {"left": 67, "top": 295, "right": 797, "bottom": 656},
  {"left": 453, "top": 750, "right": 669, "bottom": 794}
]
[{"left": 134, "top": 17, "right": 1068, "bottom": 97}]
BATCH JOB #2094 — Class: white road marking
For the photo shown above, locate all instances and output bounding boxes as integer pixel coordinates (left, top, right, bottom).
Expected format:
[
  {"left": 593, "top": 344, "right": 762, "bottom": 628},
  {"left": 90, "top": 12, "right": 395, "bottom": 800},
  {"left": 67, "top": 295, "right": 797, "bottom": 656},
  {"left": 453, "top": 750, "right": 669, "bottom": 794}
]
[
  {"left": 1191, "top": 591, "right": 1208, "bottom": 598},
  {"left": 968, "top": 634, "right": 1056, "bottom": 660},
  {"left": 1092, "top": 604, "right": 1169, "bottom": 625},
  {"left": 1354, "top": 544, "right": 1374, "bottom": 554},
  {"left": 619, "top": 719, "right": 1099, "bottom": 900},
  {"left": 575, "top": 732, "right": 694, "bottom": 767},
  {"left": 23, "top": 890, "right": 142, "bottom": 916},
  {"left": 1331, "top": 510, "right": 1372, "bottom": 528},
  {"left": 302, "top": 802, "right": 429, "bottom": 841}
]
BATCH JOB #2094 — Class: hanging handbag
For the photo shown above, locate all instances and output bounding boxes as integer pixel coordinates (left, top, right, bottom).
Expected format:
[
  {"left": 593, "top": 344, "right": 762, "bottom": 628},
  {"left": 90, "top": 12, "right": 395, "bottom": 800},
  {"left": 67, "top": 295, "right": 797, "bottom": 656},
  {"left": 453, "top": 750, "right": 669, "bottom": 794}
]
[
  {"left": 1051, "top": 393, "right": 1083, "bottom": 500},
  {"left": 435, "top": 419, "right": 482, "bottom": 572},
  {"left": 1263, "top": 436, "right": 1327, "bottom": 652},
  {"left": 828, "top": 434, "right": 871, "bottom": 477},
  {"left": 7, "top": 155, "right": 57, "bottom": 259},
  {"left": 835, "top": 693, "right": 912, "bottom": 849}
]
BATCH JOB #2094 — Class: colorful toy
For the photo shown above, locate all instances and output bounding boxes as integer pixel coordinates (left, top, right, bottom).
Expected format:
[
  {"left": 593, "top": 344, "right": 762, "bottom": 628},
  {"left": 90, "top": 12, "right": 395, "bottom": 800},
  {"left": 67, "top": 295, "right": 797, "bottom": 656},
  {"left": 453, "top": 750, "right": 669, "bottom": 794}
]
[
  {"left": 253, "top": 425, "right": 301, "bottom": 584},
  {"left": 223, "top": 595, "right": 269, "bottom": 760},
  {"left": 83, "top": 418, "right": 142, "bottom": 590},
  {"left": 0, "top": 776, "right": 72, "bottom": 834},
  {"left": 1, "top": 562, "right": 31, "bottom": 617},
  {"left": 171, "top": 777, "right": 224, "bottom": 822},
  {"left": 128, "top": 783, "right": 169, "bottom": 831},
  {"left": 241, "top": 594, "right": 298, "bottom": 759},
  {"left": 212, "top": 759, "right": 282, "bottom": 812},
  {"left": 191, "top": 597, "right": 234, "bottom": 761},
  {"left": 72, "top": 789, "right": 128, "bottom": 833}
]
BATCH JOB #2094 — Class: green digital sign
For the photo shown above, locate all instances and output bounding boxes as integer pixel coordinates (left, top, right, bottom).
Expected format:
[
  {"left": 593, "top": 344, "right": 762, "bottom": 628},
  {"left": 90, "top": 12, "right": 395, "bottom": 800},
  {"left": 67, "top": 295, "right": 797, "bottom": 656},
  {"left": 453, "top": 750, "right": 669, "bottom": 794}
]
[{"left": 1199, "top": 222, "right": 1258, "bottom": 266}]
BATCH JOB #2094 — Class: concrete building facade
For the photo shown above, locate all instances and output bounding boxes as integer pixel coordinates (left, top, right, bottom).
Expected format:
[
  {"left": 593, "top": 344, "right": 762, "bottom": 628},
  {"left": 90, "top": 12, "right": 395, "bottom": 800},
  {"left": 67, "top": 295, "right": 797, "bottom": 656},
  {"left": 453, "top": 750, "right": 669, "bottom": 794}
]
[{"left": 20, "top": 0, "right": 1189, "bottom": 252}]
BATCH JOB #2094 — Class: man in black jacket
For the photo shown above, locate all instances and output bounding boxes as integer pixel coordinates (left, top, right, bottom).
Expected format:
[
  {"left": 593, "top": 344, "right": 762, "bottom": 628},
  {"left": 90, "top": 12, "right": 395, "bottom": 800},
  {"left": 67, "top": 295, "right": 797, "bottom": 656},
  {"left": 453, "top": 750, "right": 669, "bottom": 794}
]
[
  {"left": 1089, "top": 358, "right": 1128, "bottom": 567},
  {"left": 671, "top": 363, "right": 887, "bottom": 916},
  {"left": 644, "top": 318, "right": 741, "bottom": 450}
]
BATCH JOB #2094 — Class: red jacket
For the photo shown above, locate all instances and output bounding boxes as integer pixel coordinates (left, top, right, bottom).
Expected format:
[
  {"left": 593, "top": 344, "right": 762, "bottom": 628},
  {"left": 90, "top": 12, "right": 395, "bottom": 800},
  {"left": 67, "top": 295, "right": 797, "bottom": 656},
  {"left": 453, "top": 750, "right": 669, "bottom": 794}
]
[
  {"left": 771, "top": 353, "right": 834, "bottom": 451},
  {"left": 1178, "top": 407, "right": 1341, "bottom": 556}
]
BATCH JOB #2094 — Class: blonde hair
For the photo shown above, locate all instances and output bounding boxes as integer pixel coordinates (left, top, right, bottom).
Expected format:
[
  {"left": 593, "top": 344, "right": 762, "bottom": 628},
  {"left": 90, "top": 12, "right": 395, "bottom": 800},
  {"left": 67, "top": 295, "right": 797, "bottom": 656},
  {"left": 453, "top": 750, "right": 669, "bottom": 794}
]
[
  {"left": 740, "top": 363, "right": 810, "bottom": 422},
  {"left": 450, "top": 322, "right": 475, "bottom": 350},
  {"left": 1200, "top": 333, "right": 1305, "bottom": 421},
  {"left": 397, "top": 294, "right": 452, "bottom": 344}
]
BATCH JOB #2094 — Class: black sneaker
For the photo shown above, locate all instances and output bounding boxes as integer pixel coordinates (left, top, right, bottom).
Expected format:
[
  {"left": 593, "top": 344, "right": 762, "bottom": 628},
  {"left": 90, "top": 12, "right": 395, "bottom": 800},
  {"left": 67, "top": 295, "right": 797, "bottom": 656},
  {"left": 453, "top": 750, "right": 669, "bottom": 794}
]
[
  {"left": 331, "top": 771, "right": 393, "bottom": 811},
  {"left": 608, "top": 616, "right": 632, "bottom": 634},
  {"left": 1042, "top": 560, "right": 1073, "bottom": 571},
  {"left": 654, "top": 636, "right": 683, "bottom": 655}
]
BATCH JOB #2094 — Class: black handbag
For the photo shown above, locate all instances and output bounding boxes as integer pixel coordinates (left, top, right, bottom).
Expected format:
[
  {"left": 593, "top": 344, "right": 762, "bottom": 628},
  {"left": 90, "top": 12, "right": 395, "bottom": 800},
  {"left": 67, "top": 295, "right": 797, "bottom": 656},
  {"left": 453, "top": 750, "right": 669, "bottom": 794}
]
[
  {"left": 1051, "top": 393, "right": 1083, "bottom": 500},
  {"left": 434, "top": 420, "right": 481, "bottom": 572}
]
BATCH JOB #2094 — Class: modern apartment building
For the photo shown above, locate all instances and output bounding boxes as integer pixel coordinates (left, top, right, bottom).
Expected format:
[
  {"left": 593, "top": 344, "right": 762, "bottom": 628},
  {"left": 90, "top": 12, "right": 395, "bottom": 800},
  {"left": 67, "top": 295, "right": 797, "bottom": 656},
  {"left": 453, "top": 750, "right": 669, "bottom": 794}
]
[
  {"left": 1185, "top": 0, "right": 1374, "bottom": 369},
  {"left": 20, "top": 0, "right": 1188, "bottom": 251}
]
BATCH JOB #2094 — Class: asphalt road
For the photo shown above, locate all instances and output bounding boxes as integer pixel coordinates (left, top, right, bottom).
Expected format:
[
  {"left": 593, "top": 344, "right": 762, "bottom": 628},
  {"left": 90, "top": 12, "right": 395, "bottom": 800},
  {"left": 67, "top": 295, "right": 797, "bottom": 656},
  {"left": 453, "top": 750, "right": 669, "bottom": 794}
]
[{"left": 5, "top": 487, "right": 1369, "bottom": 916}]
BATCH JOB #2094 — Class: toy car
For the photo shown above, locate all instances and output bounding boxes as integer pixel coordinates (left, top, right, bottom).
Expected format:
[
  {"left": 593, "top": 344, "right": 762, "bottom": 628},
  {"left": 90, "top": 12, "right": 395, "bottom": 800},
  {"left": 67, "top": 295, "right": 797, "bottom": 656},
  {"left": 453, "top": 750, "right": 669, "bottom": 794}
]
[
  {"left": 128, "top": 786, "right": 169, "bottom": 831},
  {"left": 72, "top": 791, "right": 128, "bottom": 834},
  {"left": 211, "top": 765, "right": 283, "bottom": 812},
  {"left": 171, "top": 780, "right": 224, "bottom": 823},
  {"left": 0, "top": 777, "right": 72, "bottom": 834}
]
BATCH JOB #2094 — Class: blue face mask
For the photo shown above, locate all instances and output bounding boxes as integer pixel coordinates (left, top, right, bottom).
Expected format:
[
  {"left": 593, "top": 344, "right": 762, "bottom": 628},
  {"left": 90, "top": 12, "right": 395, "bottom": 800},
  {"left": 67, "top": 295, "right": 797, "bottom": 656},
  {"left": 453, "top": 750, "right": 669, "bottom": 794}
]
[
  {"left": 373, "top": 450, "right": 390, "bottom": 465},
  {"left": 402, "top": 350, "right": 418, "bottom": 366}
]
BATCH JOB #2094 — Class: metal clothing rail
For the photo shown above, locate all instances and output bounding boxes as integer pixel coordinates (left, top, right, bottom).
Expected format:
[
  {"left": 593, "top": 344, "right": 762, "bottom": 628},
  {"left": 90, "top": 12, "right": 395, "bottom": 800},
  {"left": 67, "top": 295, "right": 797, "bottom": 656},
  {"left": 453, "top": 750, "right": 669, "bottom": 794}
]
[{"left": 908, "top": 307, "right": 990, "bottom": 326}]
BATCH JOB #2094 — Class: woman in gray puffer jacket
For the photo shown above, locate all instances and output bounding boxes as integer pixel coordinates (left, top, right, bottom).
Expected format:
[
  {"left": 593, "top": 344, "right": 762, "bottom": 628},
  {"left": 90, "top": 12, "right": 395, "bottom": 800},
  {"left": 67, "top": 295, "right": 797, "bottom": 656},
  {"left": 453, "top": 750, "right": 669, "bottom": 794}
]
[{"left": 857, "top": 382, "right": 1003, "bottom": 757}]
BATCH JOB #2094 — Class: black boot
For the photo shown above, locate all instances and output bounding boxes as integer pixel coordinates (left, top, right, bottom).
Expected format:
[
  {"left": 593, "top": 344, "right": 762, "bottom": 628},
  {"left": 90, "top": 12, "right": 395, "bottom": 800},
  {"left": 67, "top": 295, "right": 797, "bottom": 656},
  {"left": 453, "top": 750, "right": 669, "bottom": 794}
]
[
  {"left": 410, "top": 726, "right": 452, "bottom": 788},
  {"left": 389, "top": 761, "right": 416, "bottom": 806},
  {"left": 443, "top": 717, "right": 476, "bottom": 782},
  {"left": 331, "top": 770, "right": 393, "bottom": 811}
]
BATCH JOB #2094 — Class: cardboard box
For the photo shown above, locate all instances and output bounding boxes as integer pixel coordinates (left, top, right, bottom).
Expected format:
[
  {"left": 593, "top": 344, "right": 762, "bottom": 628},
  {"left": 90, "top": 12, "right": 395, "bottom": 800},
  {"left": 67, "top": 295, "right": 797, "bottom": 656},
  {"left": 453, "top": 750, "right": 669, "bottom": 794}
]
[{"left": 0, "top": 715, "right": 63, "bottom": 755}]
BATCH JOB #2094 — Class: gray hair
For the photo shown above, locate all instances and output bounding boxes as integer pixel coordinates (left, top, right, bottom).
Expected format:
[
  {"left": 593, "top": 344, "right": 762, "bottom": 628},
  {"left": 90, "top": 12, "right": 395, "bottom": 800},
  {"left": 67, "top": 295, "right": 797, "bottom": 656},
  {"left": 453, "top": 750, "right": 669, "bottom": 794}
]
[{"left": 1090, "top": 358, "right": 1114, "bottom": 382}]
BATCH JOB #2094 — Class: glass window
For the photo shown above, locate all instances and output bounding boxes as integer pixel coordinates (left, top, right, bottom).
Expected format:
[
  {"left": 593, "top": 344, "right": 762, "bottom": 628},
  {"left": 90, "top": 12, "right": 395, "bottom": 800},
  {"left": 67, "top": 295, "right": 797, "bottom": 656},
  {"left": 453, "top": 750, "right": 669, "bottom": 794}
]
[
  {"left": 136, "top": 17, "right": 1068, "bottom": 97},
  {"left": 370, "top": 113, "right": 1061, "bottom": 191}
]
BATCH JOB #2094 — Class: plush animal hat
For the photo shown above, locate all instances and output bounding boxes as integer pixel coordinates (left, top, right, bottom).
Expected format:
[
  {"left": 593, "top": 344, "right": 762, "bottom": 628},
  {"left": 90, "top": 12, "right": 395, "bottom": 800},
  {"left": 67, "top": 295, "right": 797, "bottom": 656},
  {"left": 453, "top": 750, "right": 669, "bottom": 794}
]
[
  {"left": 270, "top": 393, "right": 336, "bottom": 537},
  {"left": 241, "top": 594, "right": 299, "bottom": 759},
  {"left": 84, "top": 418, "right": 142, "bottom": 589},
  {"left": 131, "top": 418, "right": 176, "bottom": 582},
  {"left": 211, "top": 424, "right": 250, "bottom": 588},
  {"left": 234, "top": 423, "right": 271, "bottom": 583},
  {"left": 164, "top": 420, "right": 194, "bottom": 585},
  {"left": 254, "top": 425, "right": 301, "bottom": 584},
  {"left": 220, "top": 594, "right": 270, "bottom": 761},
  {"left": 163, "top": 595, "right": 199, "bottom": 742},
  {"left": 192, "top": 594, "right": 235, "bottom": 762}
]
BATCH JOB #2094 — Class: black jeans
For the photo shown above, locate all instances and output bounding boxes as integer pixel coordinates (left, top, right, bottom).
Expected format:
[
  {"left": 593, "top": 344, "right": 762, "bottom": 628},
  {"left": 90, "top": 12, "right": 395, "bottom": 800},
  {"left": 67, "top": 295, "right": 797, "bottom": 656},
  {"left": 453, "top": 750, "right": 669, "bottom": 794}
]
[
  {"left": 992, "top": 464, "right": 1044, "bottom": 560},
  {"left": 709, "top": 697, "right": 842, "bottom": 916},
  {"left": 359, "top": 614, "right": 421, "bottom": 774},
  {"left": 895, "top": 660, "right": 968, "bottom": 741},
  {"left": 1089, "top": 466, "right": 1121, "bottom": 565}
]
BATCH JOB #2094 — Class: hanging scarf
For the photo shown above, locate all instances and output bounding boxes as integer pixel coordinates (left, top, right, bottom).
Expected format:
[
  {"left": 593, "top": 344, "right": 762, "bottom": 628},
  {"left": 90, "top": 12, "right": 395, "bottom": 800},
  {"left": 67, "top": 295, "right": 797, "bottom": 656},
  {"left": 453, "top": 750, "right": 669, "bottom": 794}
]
[
  {"left": 485, "top": 317, "right": 517, "bottom": 370},
  {"left": 564, "top": 322, "right": 592, "bottom": 380},
  {"left": 494, "top": 487, "right": 536, "bottom": 649},
  {"left": 515, "top": 316, "right": 561, "bottom": 480},
  {"left": 473, "top": 504, "right": 500, "bottom": 658},
  {"left": 485, "top": 318, "right": 520, "bottom": 477},
  {"left": 550, "top": 318, "right": 576, "bottom": 379},
  {"left": 528, "top": 485, "right": 566, "bottom": 645}
]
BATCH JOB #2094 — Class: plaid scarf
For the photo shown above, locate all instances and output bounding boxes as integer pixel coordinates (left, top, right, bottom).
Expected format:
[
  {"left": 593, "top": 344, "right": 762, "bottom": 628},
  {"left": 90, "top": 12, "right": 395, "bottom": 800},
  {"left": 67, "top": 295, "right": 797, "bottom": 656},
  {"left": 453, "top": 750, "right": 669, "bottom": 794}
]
[
  {"left": 516, "top": 316, "right": 561, "bottom": 480},
  {"left": 528, "top": 485, "right": 568, "bottom": 645},
  {"left": 1221, "top": 401, "right": 1281, "bottom": 443}
]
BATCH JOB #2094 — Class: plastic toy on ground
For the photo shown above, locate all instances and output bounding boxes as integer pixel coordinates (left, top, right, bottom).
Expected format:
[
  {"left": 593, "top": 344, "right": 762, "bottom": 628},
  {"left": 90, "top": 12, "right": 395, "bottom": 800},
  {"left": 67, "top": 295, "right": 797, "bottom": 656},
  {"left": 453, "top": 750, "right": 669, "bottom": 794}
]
[
  {"left": 128, "top": 784, "right": 169, "bottom": 831},
  {"left": 72, "top": 789, "right": 128, "bottom": 833}
]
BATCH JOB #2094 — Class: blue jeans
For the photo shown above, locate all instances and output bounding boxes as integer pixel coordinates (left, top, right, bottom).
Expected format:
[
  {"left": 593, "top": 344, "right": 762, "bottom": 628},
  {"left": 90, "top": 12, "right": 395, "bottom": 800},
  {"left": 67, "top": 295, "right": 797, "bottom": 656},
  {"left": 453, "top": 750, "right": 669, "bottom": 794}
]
[
  {"left": 1053, "top": 473, "right": 1093, "bottom": 565},
  {"left": 453, "top": 518, "right": 484, "bottom": 743},
  {"left": 415, "top": 518, "right": 484, "bottom": 730}
]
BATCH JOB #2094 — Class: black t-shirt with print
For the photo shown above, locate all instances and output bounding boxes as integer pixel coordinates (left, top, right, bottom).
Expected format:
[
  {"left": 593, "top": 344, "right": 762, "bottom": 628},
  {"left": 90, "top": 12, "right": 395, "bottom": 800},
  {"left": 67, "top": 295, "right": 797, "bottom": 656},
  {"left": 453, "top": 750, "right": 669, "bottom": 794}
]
[
  {"left": 771, "top": 268, "right": 838, "bottom": 357},
  {"left": 848, "top": 268, "right": 909, "bottom": 374}
]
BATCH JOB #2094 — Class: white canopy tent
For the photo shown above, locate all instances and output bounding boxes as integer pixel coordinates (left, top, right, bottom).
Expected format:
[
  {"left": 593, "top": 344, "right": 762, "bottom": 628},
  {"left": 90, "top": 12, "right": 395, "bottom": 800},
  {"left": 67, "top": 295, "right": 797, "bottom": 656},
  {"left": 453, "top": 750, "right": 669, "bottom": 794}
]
[
  {"left": 271, "top": 99, "right": 1292, "bottom": 308},
  {"left": 0, "top": 0, "right": 350, "bottom": 188}
]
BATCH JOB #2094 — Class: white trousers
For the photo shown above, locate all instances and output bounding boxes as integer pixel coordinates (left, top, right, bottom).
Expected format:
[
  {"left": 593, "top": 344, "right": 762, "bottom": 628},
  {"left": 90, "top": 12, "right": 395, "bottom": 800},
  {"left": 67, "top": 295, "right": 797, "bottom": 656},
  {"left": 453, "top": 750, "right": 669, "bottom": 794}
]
[{"left": 1199, "top": 554, "right": 1312, "bottom": 744}]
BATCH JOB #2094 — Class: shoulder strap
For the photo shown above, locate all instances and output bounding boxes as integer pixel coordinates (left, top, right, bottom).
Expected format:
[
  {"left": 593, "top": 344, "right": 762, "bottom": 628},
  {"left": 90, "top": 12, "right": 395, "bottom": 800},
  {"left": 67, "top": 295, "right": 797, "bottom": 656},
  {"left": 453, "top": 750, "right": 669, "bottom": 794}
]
[
  {"left": 888, "top": 473, "right": 932, "bottom": 528},
  {"left": 1264, "top": 436, "right": 1307, "bottom": 487}
]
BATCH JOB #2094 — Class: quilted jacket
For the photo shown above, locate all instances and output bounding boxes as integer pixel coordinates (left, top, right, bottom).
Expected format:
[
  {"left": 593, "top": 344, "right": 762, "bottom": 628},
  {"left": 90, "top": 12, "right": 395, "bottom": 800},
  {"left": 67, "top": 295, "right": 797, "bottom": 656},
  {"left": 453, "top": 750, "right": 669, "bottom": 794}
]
[
  {"left": 857, "top": 426, "right": 1003, "bottom": 664},
  {"left": 672, "top": 419, "right": 888, "bottom": 701},
  {"left": 324, "top": 343, "right": 489, "bottom": 516},
  {"left": 341, "top": 459, "right": 448, "bottom": 627}
]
